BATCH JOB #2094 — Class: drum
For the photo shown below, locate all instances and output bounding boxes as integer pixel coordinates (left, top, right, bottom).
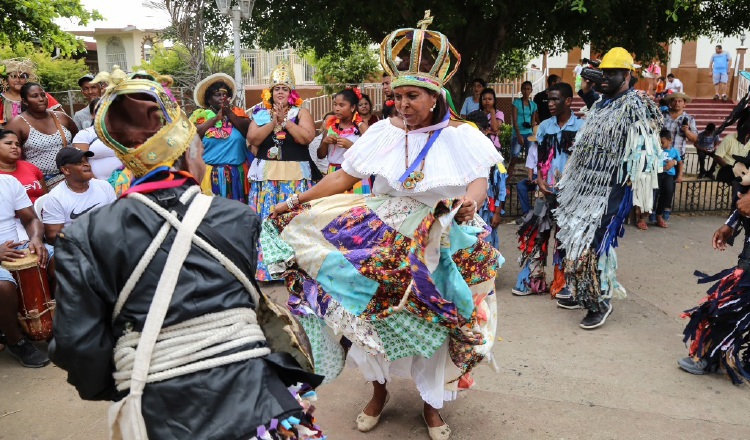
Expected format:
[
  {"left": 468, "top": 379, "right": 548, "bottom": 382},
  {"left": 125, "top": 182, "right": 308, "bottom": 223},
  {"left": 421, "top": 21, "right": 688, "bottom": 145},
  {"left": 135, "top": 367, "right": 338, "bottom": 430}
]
[{"left": 1, "top": 250, "right": 55, "bottom": 341}]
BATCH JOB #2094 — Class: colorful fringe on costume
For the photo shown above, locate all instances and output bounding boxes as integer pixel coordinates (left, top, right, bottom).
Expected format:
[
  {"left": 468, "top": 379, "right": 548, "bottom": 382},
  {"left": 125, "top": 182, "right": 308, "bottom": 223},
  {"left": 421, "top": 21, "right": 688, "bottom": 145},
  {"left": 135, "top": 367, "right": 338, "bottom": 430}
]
[
  {"left": 259, "top": 194, "right": 502, "bottom": 393},
  {"left": 250, "top": 383, "right": 326, "bottom": 440},
  {"left": 554, "top": 90, "right": 661, "bottom": 306},
  {"left": 108, "top": 167, "right": 134, "bottom": 197},
  {"left": 201, "top": 162, "right": 251, "bottom": 202},
  {"left": 514, "top": 194, "right": 567, "bottom": 297},
  {"left": 682, "top": 268, "right": 750, "bottom": 384},
  {"left": 327, "top": 164, "right": 371, "bottom": 194}
]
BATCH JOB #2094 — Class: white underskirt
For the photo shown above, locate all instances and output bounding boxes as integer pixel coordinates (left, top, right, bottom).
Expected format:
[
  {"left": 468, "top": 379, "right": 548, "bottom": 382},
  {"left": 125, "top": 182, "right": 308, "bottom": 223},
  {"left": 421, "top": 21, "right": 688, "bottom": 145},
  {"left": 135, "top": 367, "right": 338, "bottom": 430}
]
[{"left": 347, "top": 339, "right": 458, "bottom": 409}]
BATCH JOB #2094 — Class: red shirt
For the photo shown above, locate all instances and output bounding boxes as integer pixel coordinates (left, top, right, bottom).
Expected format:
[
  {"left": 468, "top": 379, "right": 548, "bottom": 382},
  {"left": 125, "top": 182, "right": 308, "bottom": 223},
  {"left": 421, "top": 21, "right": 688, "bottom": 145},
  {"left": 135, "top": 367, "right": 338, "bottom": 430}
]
[{"left": 0, "top": 160, "right": 45, "bottom": 203}]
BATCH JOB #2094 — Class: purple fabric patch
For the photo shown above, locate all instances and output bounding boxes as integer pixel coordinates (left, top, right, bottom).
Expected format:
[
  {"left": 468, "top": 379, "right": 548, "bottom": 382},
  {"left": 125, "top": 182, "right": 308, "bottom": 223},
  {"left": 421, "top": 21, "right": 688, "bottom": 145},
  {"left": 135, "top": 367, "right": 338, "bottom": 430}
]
[
  {"left": 322, "top": 207, "right": 394, "bottom": 269},
  {"left": 408, "top": 252, "right": 460, "bottom": 324}
]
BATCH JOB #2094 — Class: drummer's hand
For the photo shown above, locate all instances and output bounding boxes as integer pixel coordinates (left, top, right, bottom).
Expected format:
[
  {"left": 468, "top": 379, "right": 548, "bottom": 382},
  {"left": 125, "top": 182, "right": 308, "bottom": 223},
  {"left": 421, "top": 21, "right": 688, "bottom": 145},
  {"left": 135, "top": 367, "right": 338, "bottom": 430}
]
[
  {"left": 0, "top": 240, "right": 26, "bottom": 263},
  {"left": 27, "top": 239, "right": 48, "bottom": 268},
  {"left": 270, "top": 202, "right": 288, "bottom": 218},
  {"left": 455, "top": 198, "right": 478, "bottom": 223}
]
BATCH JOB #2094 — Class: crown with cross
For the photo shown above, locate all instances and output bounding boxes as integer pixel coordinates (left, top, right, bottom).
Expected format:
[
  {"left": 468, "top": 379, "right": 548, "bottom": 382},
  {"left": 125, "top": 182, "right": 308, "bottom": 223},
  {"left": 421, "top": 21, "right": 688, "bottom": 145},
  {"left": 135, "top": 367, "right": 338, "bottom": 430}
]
[{"left": 380, "top": 10, "right": 461, "bottom": 93}]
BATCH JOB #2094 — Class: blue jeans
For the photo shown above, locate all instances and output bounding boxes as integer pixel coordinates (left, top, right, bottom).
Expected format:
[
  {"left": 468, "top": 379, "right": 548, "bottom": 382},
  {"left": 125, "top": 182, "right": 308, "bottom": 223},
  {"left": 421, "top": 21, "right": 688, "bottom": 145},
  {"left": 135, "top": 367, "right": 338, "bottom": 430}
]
[
  {"left": 511, "top": 133, "right": 533, "bottom": 158},
  {"left": 516, "top": 174, "right": 537, "bottom": 215}
]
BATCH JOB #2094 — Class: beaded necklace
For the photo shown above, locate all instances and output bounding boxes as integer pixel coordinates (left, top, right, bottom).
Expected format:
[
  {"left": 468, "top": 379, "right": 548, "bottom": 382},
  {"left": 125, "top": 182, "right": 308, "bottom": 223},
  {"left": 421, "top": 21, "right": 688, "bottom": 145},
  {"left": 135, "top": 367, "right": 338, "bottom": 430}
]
[{"left": 402, "top": 129, "right": 433, "bottom": 189}]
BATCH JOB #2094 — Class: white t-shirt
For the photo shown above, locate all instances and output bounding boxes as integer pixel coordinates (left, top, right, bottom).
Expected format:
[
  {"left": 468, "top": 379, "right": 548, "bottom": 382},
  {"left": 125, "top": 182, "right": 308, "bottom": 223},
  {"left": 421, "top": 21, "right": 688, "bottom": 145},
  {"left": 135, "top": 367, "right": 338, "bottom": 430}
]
[
  {"left": 573, "top": 65, "right": 583, "bottom": 76},
  {"left": 525, "top": 143, "right": 539, "bottom": 170},
  {"left": 72, "top": 127, "right": 124, "bottom": 180},
  {"left": 666, "top": 78, "right": 683, "bottom": 93},
  {"left": 43, "top": 179, "right": 116, "bottom": 226},
  {"left": 0, "top": 175, "right": 33, "bottom": 243}
]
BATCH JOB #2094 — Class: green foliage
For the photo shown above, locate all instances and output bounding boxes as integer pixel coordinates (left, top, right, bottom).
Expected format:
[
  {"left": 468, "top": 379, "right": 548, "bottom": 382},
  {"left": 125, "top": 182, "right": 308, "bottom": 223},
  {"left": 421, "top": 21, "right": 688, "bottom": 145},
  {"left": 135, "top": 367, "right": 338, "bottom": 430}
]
[
  {"left": 308, "top": 44, "right": 379, "bottom": 93},
  {"left": 0, "top": 44, "right": 90, "bottom": 91},
  {"left": 499, "top": 124, "right": 514, "bottom": 162},
  {"left": 495, "top": 48, "right": 534, "bottom": 81},
  {"left": 136, "top": 43, "right": 249, "bottom": 88},
  {"left": 0, "top": 0, "right": 101, "bottom": 56},
  {"left": 221, "top": 0, "right": 750, "bottom": 102}
]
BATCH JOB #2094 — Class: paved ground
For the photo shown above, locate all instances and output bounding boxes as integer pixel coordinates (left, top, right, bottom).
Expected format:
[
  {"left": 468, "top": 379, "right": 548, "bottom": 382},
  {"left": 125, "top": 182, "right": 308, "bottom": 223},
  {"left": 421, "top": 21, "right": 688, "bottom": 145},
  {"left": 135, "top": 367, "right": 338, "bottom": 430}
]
[{"left": 1, "top": 214, "right": 749, "bottom": 439}]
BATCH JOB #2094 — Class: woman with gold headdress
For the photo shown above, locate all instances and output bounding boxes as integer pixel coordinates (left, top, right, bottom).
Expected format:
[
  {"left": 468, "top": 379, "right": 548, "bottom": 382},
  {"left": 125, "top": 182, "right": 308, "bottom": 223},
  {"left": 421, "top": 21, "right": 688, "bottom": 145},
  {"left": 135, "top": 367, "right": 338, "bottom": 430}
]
[
  {"left": 247, "top": 61, "right": 319, "bottom": 281},
  {"left": 260, "top": 13, "right": 502, "bottom": 439},
  {"left": 0, "top": 58, "right": 63, "bottom": 127},
  {"left": 189, "top": 73, "right": 252, "bottom": 202}
]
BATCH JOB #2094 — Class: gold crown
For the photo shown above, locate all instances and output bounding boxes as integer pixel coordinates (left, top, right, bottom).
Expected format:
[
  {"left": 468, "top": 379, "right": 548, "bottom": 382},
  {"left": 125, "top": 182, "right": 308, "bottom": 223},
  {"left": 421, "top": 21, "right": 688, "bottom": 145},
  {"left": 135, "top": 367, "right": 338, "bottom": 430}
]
[
  {"left": 380, "top": 11, "right": 460, "bottom": 92},
  {"left": 94, "top": 68, "right": 196, "bottom": 177},
  {"left": 270, "top": 60, "right": 295, "bottom": 89}
]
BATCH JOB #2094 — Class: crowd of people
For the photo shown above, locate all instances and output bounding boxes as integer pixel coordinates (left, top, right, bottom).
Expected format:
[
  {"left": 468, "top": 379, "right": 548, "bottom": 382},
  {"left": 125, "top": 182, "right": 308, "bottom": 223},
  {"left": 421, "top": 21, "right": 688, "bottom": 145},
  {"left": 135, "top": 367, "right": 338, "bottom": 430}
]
[{"left": 1, "top": 12, "right": 750, "bottom": 440}]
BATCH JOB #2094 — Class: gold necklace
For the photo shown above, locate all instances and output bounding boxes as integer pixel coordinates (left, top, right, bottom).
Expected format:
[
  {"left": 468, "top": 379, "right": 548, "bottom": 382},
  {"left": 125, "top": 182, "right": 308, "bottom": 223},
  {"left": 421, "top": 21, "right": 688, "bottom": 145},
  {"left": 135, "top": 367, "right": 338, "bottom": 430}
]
[{"left": 402, "top": 129, "right": 431, "bottom": 189}]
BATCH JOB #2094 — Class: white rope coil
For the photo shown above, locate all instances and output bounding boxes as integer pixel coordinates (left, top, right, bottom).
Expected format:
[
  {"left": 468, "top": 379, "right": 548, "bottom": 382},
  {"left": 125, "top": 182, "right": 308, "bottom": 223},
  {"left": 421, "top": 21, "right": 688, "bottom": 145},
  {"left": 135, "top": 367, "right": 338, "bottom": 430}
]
[{"left": 113, "top": 308, "right": 271, "bottom": 391}]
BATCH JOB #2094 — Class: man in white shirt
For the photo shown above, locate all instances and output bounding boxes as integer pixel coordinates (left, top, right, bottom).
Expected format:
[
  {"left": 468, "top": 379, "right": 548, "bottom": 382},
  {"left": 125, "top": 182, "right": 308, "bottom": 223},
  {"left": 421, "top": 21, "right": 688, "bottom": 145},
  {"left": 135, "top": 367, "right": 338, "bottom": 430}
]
[
  {"left": 665, "top": 73, "right": 684, "bottom": 93},
  {"left": 0, "top": 175, "right": 51, "bottom": 368},
  {"left": 43, "top": 148, "right": 116, "bottom": 243}
]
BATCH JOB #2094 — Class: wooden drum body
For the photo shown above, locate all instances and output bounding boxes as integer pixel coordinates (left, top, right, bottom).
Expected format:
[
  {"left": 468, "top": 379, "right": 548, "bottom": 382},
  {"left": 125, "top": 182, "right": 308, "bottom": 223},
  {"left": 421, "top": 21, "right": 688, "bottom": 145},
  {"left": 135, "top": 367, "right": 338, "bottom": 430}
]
[{"left": 1, "top": 251, "right": 55, "bottom": 341}]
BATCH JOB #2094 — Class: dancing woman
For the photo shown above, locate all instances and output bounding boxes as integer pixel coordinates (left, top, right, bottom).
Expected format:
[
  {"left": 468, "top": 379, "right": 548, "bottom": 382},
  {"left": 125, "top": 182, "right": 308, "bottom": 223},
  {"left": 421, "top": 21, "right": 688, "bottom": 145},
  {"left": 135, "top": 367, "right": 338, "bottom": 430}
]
[{"left": 262, "top": 14, "right": 502, "bottom": 440}]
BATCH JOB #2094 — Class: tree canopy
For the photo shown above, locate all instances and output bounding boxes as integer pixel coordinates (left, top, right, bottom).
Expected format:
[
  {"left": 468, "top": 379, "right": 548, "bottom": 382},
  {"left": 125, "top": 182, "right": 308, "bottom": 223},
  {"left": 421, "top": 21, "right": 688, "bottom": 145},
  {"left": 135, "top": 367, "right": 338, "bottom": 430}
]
[
  {"left": 0, "top": 43, "right": 90, "bottom": 92},
  {"left": 0, "top": 0, "right": 101, "bottom": 56},
  {"left": 224, "top": 0, "right": 750, "bottom": 100}
]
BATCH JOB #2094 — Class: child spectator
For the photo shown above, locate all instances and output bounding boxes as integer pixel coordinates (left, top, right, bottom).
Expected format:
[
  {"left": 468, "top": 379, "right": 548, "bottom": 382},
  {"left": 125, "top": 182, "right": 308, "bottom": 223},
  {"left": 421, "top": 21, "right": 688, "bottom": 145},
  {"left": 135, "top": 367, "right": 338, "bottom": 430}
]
[
  {"left": 696, "top": 122, "right": 720, "bottom": 179},
  {"left": 479, "top": 163, "right": 508, "bottom": 250},
  {"left": 515, "top": 140, "right": 538, "bottom": 224},
  {"left": 658, "top": 98, "right": 669, "bottom": 117},
  {"left": 654, "top": 77, "right": 667, "bottom": 99},
  {"left": 653, "top": 128, "right": 682, "bottom": 228}
]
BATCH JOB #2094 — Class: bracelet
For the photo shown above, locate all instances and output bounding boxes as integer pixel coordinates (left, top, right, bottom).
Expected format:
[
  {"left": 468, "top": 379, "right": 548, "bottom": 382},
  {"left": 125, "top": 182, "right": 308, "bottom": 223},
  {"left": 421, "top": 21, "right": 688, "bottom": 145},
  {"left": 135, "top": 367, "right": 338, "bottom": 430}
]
[{"left": 285, "top": 193, "right": 300, "bottom": 210}]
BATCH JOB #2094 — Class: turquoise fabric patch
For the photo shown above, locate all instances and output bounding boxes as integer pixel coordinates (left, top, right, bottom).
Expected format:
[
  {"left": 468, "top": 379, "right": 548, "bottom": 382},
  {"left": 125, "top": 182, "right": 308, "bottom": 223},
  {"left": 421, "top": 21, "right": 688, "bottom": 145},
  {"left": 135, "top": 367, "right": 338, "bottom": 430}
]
[
  {"left": 316, "top": 252, "right": 379, "bottom": 316},
  {"left": 449, "top": 223, "right": 479, "bottom": 254},
  {"left": 372, "top": 312, "right": 448, "bottom": 361},
  {"left": 432, "top": 248, "right": 475, "bottom": 319}
]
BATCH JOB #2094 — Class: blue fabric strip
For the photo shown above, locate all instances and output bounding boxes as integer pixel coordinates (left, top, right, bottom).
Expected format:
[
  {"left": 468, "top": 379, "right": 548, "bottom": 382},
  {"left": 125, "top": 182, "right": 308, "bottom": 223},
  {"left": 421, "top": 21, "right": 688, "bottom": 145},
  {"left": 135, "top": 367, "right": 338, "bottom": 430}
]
[{"left": 398, "top": 112, "right": 450, "bottom": 184}]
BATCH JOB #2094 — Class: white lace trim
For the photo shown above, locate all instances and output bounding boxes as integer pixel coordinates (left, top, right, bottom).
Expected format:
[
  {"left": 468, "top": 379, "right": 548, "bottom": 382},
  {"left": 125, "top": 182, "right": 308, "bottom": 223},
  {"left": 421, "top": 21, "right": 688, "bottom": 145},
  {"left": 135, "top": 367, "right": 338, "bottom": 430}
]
[{"left": 342, "top": 119, "right": 502, "bottom": 193}]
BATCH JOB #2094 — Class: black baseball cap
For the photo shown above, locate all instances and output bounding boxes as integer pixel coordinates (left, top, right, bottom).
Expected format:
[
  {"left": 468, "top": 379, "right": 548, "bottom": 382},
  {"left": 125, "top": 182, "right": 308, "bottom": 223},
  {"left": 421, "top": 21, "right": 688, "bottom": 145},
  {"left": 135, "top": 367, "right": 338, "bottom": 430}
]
[
  {"left": 78, "top": 74, "right": 95, "bottom": 87},
  {"left": 56, "top": 147, "right": 94, "bottom": 170}
]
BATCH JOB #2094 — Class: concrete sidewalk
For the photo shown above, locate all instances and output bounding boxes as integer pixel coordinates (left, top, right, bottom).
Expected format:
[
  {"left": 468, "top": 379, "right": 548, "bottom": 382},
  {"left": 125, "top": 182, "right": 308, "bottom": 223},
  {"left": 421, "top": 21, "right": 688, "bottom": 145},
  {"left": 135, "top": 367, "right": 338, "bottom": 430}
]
[{"left": 1, "top": 215, "right": 748, "bottom": 439}]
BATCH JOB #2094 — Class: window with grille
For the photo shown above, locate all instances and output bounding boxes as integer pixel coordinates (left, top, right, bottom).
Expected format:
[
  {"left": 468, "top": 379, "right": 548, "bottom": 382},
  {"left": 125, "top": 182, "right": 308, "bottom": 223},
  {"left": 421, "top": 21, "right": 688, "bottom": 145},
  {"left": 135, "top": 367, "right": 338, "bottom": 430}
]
[{"left": 106, "top": 37, "right": 128, "bottom": 71}]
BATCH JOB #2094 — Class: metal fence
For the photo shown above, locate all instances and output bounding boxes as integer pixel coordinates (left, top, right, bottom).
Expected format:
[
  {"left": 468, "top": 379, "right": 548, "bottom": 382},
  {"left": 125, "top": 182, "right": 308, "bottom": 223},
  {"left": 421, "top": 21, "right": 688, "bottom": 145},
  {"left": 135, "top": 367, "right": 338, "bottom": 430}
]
[
  {"left": 503, "top": 151, "right": 733, "bottom": 218},
  {"left": 240, "top": 48, "right": 315, "bottom": 86}
]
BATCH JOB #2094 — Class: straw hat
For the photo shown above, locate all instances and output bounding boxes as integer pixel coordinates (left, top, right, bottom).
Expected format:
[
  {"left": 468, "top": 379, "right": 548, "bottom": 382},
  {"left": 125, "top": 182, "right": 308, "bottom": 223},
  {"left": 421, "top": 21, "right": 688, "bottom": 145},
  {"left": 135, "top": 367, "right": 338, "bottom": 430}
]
[
  {"left": 193, "top": 73, "right": 236, "bottom": 109},
  {"left": 665, "top": 92, "right": 692, "bottom": 104}
]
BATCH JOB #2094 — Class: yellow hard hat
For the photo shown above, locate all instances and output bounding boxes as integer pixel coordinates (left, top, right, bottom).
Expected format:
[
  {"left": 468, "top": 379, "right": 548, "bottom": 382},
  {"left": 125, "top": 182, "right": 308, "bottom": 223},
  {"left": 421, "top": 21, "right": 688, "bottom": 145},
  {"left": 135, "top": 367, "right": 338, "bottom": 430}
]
[{"left": 599, "top": 47, "right": 636, "bottom": 71}]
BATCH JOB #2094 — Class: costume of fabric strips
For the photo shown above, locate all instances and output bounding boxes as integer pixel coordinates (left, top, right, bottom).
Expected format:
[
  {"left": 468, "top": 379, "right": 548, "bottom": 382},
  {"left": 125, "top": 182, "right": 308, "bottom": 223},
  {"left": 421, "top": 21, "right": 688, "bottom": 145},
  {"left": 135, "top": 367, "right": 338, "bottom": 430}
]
[
  {"left": 260, "top": 193, "right": 501, "bottom": 408},
  {"left": 515, "top": 125, "right": 578, "bottom": 297},
  {"left": 682, "top": 265, "right": 750, "bottom": 384},
  {"left": 682, "top": 206, "right": 750, "bottom": 383},
  {"left": 554, "top": 90, "right": 662, "bottom": 311}
]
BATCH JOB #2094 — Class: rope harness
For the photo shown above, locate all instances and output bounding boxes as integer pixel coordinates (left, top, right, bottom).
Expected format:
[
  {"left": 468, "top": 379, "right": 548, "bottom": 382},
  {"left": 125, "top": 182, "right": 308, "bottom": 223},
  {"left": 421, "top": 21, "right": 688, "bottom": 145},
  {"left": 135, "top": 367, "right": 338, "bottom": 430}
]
[{"left": 108, "top": 186, "right": 268, "bottom": 440}]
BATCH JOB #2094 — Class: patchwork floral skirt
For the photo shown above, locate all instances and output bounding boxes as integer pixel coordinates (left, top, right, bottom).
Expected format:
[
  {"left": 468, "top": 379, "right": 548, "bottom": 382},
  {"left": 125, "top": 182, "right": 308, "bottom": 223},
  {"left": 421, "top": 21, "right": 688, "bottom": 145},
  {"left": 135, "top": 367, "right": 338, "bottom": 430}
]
[
  {"left": 260, "top": 194, "right": 503, "bottom": 407},
  {"left": 250, "top": 178, "right": 315, "bottom": 281}
]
